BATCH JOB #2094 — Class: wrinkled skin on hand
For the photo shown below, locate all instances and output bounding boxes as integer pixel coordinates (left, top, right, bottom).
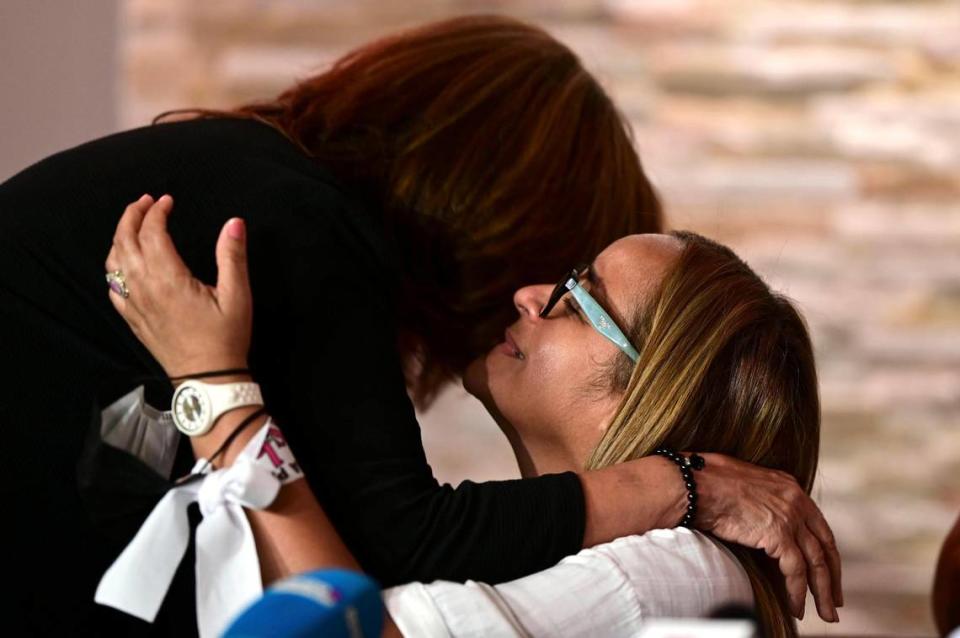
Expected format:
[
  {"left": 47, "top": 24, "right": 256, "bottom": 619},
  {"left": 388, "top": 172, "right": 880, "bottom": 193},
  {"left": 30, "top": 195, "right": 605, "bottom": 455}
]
[
  {"left": 694, "top": 452, "right": 842, "bottom": 623},
  {"left": 104, "top": 194, "right": 252, "bottom": 379}
]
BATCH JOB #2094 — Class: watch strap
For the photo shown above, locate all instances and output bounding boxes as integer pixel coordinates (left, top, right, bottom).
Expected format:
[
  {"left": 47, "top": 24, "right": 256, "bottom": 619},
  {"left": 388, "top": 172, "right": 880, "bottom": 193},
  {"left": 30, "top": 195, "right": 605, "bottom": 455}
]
[{"left": 207, "top": 382, "right": 264, "bottom": 423}]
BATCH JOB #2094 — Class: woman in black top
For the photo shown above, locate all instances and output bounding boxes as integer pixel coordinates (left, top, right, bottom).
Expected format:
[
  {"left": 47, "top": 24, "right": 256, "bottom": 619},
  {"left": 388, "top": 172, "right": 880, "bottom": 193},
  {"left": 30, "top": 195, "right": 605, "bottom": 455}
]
[{"left": 0, "top": 15, "right": 839, "bottom": 635}]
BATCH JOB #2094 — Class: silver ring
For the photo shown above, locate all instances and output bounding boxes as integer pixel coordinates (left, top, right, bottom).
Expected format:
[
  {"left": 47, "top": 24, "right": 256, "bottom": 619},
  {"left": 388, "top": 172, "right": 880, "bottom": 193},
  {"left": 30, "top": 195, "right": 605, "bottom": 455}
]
[{"left": 106, "top": 269, "right": 130, "bottom": 299}]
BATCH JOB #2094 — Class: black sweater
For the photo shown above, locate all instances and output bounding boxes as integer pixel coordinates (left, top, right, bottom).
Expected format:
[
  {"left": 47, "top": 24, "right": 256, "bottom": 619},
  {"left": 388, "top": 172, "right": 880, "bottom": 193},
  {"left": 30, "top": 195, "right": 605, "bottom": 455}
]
[{"left": 0, "top": 117, "right": 585, "bottom": 633}]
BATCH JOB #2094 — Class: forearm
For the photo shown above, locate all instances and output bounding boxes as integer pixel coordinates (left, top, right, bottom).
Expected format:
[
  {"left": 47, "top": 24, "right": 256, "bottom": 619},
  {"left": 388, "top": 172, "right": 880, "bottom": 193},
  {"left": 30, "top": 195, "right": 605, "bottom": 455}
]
[
  {"left": 181, "top": 378, "right": 403, "bottom": 636},
  {"left": 194, "top": 398, "right": 676, "bottom": 574},
  {"left": 182, "top": 375, "right": 359, "bottom": 584},
  {"left": 579, "top": 455, "right": 687, "bottom": 547}
]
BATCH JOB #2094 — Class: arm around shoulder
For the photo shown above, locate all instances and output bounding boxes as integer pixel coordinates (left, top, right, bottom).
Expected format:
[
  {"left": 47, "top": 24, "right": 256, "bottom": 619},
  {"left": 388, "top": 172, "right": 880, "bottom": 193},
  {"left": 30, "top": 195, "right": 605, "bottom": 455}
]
[{"left": 578, "top": 455, "right": 687, "bottom": 547}]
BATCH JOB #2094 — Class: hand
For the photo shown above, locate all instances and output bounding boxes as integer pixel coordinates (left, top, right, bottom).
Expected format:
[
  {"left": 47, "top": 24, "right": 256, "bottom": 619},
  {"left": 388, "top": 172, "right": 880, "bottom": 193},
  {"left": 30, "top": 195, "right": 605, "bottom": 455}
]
[
  {"left": 692, "top": 452, "right": 842, "bottom": 623},
  {"left": 105, "top": 194, "right": 253, "bottom": 379}
]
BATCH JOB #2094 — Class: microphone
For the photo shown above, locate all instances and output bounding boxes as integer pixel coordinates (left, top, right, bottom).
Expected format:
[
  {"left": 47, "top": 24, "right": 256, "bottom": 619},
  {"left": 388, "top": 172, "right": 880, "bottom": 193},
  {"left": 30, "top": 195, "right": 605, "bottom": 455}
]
[{"left": 223, "top": 569, "right": 384, "bottom": 638}]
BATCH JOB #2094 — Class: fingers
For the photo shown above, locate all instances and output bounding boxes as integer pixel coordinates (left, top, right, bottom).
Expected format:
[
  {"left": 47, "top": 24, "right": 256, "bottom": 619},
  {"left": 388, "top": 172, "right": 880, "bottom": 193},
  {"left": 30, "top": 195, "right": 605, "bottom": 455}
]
[
  {"left": 138, "top": 194, "right": 191, "bottom": 280},
  {"left": 138, "top": 194, "right": 177, "bottom": 260},
  {"left": 806, "top": 504, "right": 843, "bottom": 607},
  {"left": 699, "top": 453, "right": 844, "bottom": 621},
  {"left": 108, "top": 194, "right": 154, "bottom": 298},
  {"left": 105, "top": 243, "right": 123, "bottom": 310},
  {"left": 773, "top": 538, "right": 808, "bottom": 620},
  {"left": 106, "top": 193, "right": 171, "bottom": 321},
  {"left": 104, "top": 229, "right": 128, "bottom": 318},
  {"left": 105, "top": 243, "right": 120, "bottom": 276},
  {"left": 798, "top": 523, "right": 838, "bottom": 622},
  {"left": 104, "top": 258, "right": 144, "bottom": 333},
  {"left": 214, "top": 217, "right": 250, "bottom": 315},
  {"left": 113, "top": 194, "right": 152, "bottom": 259}
]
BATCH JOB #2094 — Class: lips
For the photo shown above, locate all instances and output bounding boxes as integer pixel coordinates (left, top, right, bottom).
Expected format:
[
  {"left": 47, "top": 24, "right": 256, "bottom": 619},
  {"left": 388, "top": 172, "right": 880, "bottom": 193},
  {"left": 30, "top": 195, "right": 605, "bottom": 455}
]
[{"left": 504, "top": 328, "right": 525, "bottom": 360}]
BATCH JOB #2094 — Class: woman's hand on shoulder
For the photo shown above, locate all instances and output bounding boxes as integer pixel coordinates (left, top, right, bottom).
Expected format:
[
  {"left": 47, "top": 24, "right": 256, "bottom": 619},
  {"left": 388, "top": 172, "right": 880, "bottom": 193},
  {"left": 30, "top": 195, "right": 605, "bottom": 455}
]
[
  {"left": 105, "top": 194, "right": 253, "bottom": 378},
  {"left": 693, "top": 452, "right": 842, "bottom": 624}
]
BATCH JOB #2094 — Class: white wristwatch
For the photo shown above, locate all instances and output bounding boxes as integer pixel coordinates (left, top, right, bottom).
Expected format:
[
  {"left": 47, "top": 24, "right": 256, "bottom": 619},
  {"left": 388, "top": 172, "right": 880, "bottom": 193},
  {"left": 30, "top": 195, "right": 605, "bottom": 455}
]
[{"left": 170, "top": 379, "right": 264, "bottom": 437}]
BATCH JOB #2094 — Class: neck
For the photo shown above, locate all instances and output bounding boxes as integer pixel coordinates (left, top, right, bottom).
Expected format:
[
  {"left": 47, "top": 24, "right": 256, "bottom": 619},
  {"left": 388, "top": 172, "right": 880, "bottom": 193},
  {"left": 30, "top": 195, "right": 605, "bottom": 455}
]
[{"left": 492, "top": 413, "right": 579, "bottom": 478}]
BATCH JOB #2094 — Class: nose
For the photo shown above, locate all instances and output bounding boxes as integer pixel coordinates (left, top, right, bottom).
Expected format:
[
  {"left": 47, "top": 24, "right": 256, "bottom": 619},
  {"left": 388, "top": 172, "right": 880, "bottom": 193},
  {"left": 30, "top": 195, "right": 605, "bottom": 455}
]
[{"left": 513, "top": 284, "right": 554, "bottom": 320}]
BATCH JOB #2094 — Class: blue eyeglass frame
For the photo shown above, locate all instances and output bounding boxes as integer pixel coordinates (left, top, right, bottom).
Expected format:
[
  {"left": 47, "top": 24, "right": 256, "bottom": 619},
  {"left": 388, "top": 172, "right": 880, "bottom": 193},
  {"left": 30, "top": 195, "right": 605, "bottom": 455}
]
[{"left": 539, "top": 266, "right": 640, "bottom": 362}]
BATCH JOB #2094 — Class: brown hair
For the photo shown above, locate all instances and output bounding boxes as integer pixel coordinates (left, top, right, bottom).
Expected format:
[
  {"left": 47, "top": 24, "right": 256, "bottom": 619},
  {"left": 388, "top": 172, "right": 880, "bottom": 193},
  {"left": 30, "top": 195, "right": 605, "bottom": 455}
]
[
  {"left": 151, "top": 14, "right": 663, "bottom": 407},
  {"left": 587, "top": 231, "right": 820, "bottom": 637}
]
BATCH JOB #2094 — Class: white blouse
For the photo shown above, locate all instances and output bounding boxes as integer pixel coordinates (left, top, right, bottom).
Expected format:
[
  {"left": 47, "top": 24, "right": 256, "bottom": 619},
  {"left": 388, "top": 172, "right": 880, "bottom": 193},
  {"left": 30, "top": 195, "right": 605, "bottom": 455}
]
[{"left": 383, "top": 528, "right": 755, "bottom": 637}]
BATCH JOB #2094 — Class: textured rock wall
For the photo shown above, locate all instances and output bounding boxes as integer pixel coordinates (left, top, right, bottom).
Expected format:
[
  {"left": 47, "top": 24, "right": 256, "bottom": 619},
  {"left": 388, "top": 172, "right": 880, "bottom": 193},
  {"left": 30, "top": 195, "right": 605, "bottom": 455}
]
[{"left": 123, "top": 0, "right": 960, "bottom": 633}]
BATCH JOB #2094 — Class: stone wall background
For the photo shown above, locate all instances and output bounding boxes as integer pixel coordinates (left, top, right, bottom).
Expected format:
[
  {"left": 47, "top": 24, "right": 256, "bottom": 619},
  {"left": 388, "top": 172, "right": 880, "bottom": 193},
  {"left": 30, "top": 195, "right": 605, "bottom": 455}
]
[
  {"left": 123, "top": 0, "right": 960, "bottom": 633},
  {"left": 0, "top": 0, "right": 118, "bottom": 183}
]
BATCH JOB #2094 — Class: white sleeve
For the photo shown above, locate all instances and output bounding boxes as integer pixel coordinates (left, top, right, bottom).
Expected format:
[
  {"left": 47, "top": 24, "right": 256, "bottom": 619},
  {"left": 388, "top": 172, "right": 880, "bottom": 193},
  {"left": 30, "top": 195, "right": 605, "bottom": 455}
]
[
  {"left": 382, "top": 530, "right": 754, "bottom": 638},
  {"left": 382, "top": 546, "right": 644, "bottom": 637},
  {"left": 383, "top": 579, "right": 529, "bottom": 638}
]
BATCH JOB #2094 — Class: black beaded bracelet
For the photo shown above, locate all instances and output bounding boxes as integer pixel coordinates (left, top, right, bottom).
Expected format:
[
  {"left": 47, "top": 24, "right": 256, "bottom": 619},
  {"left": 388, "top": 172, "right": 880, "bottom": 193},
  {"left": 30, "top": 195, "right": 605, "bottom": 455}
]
[{"left": 652, "top": 447, "right": 706, "bottom": 528}]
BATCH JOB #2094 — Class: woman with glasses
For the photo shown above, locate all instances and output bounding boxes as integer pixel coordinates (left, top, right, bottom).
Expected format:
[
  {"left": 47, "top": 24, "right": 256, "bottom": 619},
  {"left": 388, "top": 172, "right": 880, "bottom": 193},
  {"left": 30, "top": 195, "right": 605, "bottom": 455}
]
[
  {"left": 0, "top": 14, "right": 838, "bottom": 636},
  {"left": 106, "top": 209, "right": 835, "bottom": 636},
  {"left": 381, "top": 231, "right": 829, "bottom": 636}
]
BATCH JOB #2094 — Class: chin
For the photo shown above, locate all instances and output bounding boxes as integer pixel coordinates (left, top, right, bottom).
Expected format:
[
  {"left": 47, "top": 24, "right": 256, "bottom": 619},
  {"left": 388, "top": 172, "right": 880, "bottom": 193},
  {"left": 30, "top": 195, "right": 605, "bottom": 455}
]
[
  {"left": 464, "top": 352, "right": 519, "bottom": 447},
  {"left": 462, "top": 353, "right": 488, "bottom": 400}
]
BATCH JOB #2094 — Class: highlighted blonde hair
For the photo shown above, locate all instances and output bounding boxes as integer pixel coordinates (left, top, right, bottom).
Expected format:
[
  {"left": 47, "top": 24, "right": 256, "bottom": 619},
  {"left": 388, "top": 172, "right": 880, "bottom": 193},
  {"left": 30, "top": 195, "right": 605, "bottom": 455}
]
[{"left": 587, "top": 231, "right": 820, "bottom": 637}]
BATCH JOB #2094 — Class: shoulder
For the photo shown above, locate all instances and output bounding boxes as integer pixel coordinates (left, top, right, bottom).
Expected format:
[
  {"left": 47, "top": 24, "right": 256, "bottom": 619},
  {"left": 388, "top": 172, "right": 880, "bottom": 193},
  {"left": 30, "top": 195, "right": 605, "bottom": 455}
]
[
  {"left": 2, "top": 116, "right": 353, "bottom": 216},
  {"left": 36, "top": 116, "right": 351, "bottom": 200},
  {"left": 11, "top": 117, "right": 293, "bottom": 175},
  {"left": 572, "top": 528, "right": 755, "bottom": 614},
  {"left": 86, "top": 116, "right": 298, "bottom": 157},
  {"left": 136, "top": 118, "right": 396, "bottom": 282}
]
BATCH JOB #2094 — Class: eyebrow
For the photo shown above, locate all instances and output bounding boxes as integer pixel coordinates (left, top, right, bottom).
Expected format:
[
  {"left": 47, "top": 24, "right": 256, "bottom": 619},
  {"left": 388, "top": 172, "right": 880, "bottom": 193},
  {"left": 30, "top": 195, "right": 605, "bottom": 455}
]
[
  {"left": 584, "top": 262, "right": 628, "bottom": 329},
  {"left": 584, "top": 263, "right": 607, "bottom": 305}
]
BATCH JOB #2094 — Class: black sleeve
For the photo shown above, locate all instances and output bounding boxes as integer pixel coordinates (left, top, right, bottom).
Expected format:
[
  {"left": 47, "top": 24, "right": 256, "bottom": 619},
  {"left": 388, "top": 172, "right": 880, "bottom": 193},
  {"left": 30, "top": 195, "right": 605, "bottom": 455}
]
[{"left": 245, "top": 182, "right": 587, "bottom": 587}]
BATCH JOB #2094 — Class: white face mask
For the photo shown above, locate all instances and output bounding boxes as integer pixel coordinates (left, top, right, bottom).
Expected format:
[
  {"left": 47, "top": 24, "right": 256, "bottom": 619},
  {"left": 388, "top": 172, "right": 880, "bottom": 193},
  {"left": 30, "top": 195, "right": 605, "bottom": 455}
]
[{"left": 99, "top": 384, "right": 180, "bottom": 479}]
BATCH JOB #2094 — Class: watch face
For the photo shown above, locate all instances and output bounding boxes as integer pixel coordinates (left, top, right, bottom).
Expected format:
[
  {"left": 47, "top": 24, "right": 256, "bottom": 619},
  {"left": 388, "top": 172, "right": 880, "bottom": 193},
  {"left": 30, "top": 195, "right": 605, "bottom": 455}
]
[{"left": 173, "top": 383, "right": 211, "bottom": 435}]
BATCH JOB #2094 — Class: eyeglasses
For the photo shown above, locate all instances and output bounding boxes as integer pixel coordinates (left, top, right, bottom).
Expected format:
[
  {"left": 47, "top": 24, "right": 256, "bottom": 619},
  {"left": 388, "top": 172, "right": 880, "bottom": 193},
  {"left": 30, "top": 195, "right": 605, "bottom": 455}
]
[{"left": 539, "top": 265, "right": 640, "bottom": 362}]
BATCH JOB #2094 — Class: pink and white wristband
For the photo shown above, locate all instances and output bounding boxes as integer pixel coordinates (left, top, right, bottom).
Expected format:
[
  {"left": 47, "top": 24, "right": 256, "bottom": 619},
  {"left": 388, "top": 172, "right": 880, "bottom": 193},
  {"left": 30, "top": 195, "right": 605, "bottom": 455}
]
[{"left": 95, "top": 417, "right": 303, "bottom": 638}]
